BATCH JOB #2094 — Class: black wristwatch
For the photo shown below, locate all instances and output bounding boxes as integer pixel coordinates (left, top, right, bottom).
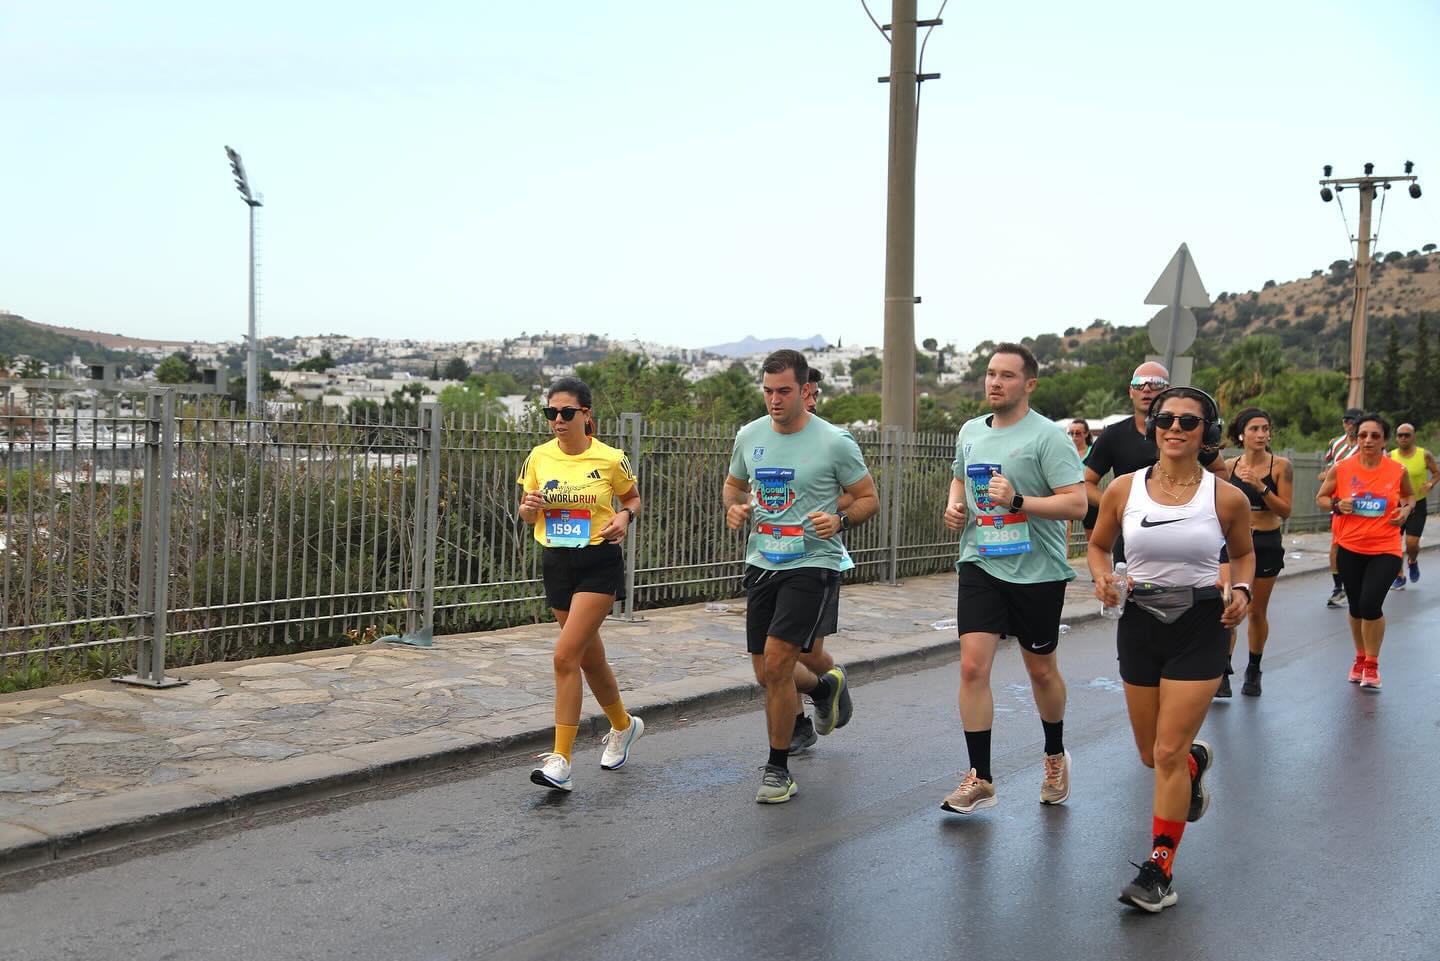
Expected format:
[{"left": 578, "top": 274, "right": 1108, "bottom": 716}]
[
  {"left": 1010, "top": 493, "right": 1024, "bottom": 512},
  {"left": 837, "top": 511, "right": 850, "bottom": 532}
]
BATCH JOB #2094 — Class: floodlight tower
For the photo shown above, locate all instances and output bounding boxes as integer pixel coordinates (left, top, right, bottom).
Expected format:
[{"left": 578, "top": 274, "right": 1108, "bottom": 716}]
[{"left": 225, "top": 146, "right": 263, "bottom": 411}]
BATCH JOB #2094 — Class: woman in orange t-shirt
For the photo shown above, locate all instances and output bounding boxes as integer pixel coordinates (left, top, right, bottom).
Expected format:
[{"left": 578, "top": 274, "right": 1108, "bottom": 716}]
[{"left": 1316, "top": 413, "right": 1415, "bottom": 690}]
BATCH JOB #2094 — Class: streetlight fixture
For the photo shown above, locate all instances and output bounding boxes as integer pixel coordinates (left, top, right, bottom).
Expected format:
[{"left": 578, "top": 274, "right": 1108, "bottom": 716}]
[
  {"left": 225, "top": 146, "right": 263, "bottom": 412},
  {"left": 1317, "top": 160, "right": 1423, "bottom": 408}
]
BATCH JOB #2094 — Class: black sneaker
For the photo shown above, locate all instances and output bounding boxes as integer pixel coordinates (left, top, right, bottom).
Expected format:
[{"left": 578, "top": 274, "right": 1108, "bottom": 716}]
[
  {"left": 813, "top": 666, "right": 849, "bottom": 735},
  {"left": 1118, "top": 860, "right": 1177, "bottom": 913},
  {"left": 1187, "top": 739, "right": 1213, "bottom": 822},
  {"left": 1327, "top": 587, "right": 1346, "bottom": 609},
  {"left": 788, "top": 715, "right": 817, "bottom": 755},
  {"left": 1215, "top": 673, "right": 1232, "bottom": 698},
  {"left": 1241, "top": 665, "right": 1262, "bottom": 697}
]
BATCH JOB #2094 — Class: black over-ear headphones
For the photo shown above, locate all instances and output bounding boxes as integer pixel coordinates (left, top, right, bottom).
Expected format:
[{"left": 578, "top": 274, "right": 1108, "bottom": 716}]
[{"left": 1145, "top": 386, "right": 1223, "bottom": 447}]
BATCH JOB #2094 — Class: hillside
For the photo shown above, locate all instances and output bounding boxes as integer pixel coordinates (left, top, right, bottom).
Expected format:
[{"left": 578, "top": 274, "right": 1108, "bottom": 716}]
[
  {"left": 0, "top": 313, "right": 152, "bottom": 368},
  {"left": 1046, "top": 251, "right": 1440, "bottom": 369}
]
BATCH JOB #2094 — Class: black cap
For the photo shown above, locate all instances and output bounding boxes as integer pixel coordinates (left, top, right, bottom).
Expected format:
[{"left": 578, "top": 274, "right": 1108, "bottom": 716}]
[{"left": 1343, "top": 407, "right": 1363, "bottom": 420}]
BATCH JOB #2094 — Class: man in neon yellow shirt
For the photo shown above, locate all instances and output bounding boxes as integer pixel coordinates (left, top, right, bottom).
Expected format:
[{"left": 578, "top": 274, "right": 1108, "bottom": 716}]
[{"left": 1390, "top": 423, "right": 1439, "bottom": 587}]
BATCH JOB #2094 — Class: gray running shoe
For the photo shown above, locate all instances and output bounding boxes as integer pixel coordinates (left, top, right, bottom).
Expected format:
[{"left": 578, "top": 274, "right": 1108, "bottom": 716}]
[
  {"left": 756, "top": 764, "right": 797, "bottom": 804},
  {"left": 813, "top": 666, "right": 849, "bottom": 735},
  {"left": 788, "top": 715, "right": 817, "bottom": 755},
  {"left": 1118, "top": 860, "right": 1177, "bottom": 913}
]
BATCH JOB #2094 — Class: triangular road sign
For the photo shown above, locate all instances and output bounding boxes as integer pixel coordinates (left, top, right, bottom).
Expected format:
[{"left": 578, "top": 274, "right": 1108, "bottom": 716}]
[{"left": 1144, "top": 243, "right": 1211, "bottom": 308}]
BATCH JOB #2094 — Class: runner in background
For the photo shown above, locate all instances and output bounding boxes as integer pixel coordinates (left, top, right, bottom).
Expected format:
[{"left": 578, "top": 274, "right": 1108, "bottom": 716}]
[
  {"left": 1320, "top": 408, "right": 1362, "bottom": 607},
  {"left": 518, "top": 378, "right": 644, "bottom": 792},
  {"left": 1318, "top": 413, "right": 1414, "bottom": 689},
  {"left": 1222, "top": 409, "right": 1293, "bottom": 696},
  {"left": 1389, "top": 423, "right": 1438, "bottom": 588},
  {"left": 785, "top": 368, "right": 856, "bottom": 754},
  {"left": 1068, "top": 418, "right": 1098, "bottom": 541}
]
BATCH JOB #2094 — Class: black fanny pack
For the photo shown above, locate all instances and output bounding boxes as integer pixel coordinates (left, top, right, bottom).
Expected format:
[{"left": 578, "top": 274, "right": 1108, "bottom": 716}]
[{"left": 1130, "top": 584, "right": 1222, "bottom": 625}]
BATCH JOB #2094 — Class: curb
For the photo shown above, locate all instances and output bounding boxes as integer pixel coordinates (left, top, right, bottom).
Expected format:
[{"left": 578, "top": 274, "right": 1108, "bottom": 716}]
[{"left": 0, "top": 543, "right": 1421, "bottom": 877}]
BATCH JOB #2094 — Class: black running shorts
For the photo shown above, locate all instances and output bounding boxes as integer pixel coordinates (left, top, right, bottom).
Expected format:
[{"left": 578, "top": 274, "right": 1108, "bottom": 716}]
[
  {"left": 1404, "top": 498, "right": 1428, "bottom": 538},
  {"left": 743, "top": 565, "right": 838, "bottom": 655},
  {"left": 1116, "top": 597, "right": 1228, "bottom": 686},
  {"left": 954, "top": 562, "right": 1067, "bottom": 655},
  {"left": 1253, "top": 528, "right": 1285, "bottom": 579},
  {"left": 814, "top": 579, "right": 840, "bottom": 638},
  {"left": 541, "top": 543, "right": 625, "bottom": 611}
]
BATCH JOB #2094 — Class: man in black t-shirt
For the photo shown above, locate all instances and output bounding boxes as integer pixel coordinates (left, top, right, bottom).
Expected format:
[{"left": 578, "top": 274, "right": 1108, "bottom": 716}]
[{"left": 1084, "top": 362, "right": 1223, "bottom": 548}]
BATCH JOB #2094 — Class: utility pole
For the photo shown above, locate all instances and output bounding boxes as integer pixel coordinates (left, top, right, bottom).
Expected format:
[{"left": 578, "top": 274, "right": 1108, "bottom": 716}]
[
  {"left": 1319, "top": 162, "right": 1422, "bottom": 410},
  {"left": 225, "top": 146, "right": 264, "bottom": 413},
  {"left": 879, "top": 1, "right": 927, "bottom": 431}
]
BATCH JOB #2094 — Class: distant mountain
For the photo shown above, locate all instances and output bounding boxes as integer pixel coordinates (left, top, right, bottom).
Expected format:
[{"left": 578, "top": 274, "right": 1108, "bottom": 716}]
[{"left": 704, "top": 334, "right": 829, "bottom": 358}]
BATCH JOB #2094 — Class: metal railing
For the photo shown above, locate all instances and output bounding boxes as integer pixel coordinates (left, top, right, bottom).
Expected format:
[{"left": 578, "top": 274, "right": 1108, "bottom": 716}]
[{"left": 2, "top": 389, "right": 1432, "bottom": 690}]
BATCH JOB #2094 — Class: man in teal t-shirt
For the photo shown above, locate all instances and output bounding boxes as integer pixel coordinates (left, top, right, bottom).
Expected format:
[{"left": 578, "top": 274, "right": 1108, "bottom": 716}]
[
  {"left": 723, "top": 350, "right": 879, "bottom": 805},
  {"left": 938, "top": 344, "right": 1087, "bottom": 819}
]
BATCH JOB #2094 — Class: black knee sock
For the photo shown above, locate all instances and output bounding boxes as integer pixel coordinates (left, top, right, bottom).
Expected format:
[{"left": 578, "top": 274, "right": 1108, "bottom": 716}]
[
  {"left": 1248, "top": 651, "right": 1263, "bottom": 670},
  {"left": 964, "top": 729, "right": 993, "bottom": 783},
  {"left": 1332, "top": 572, "right": 1343, "bottom": 590},
  {"left": 768, "top": 747, "right": 789, "bottom": 770},
  {"left": 1042, "top": 719, "right": 1065, "bottom": 756}
]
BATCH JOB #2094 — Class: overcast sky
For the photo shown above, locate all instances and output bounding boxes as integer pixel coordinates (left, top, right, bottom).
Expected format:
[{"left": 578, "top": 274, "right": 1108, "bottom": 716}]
[{"left": 2, "top": 1, "right": 1435, "bottom": 352}]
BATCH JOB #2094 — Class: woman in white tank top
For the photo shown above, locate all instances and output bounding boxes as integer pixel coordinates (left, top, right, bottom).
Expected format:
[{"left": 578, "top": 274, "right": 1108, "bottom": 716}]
[{"left": 1086, "top": 387, "right": 1256, "bottom": 914}]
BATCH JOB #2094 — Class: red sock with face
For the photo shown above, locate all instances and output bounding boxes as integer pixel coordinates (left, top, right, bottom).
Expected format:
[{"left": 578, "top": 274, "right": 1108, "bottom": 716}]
[{"left": 1150, "top": 817, "right": 1186, "bottom": 879}]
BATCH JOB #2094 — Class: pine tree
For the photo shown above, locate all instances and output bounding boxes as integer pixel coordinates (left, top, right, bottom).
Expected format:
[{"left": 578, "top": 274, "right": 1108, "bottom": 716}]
[
  {"left": 1372, "top": 320, "right": 1403, "bottom": 418},
  {"left": 1409, "top": 314, "right": 1434, "bottom": 426}
]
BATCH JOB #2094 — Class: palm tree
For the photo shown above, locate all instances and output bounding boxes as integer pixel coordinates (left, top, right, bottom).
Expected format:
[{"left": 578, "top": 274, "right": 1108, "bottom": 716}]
[
  {"left": 1215, "top": 336, "right": 1285, "bottom": 411},
  {"left": 1078, "top": 388, "right": 1125, "bottom": 418}
]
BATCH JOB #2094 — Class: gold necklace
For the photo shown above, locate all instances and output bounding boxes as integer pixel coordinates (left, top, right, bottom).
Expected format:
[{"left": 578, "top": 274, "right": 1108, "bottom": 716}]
[{"left": 1157, "top": 466, "right": 1201, "bottom": 500}]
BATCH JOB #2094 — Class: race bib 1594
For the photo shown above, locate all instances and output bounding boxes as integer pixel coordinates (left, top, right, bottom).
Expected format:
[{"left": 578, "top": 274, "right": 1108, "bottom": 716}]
[{"left": 545, "top": 508, "right": 592, "bottom": 548}]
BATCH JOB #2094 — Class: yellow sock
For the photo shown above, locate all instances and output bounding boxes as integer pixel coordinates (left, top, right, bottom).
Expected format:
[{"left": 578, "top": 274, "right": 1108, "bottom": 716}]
[
  {"left": 553, "top": 724, "right": 579, "bottom": 761},
  {"left": 600, "top": 700, "right": 631, "bottom": 732}
]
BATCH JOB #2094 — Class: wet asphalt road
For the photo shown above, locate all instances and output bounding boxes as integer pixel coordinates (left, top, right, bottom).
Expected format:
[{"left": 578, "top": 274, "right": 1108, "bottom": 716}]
[{"left": 2, "top": 567, "right": 1436, "bottom": 961}]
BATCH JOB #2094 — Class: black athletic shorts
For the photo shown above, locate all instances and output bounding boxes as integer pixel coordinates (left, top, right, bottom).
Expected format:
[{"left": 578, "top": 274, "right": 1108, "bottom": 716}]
[
  {"left": 954, "top": 562, "right": 1067, "bottom": 655},
  {"left": 1116, "top": 597, "right": 1229, "bottom": 686},
  {"left": 1082, "top": 501, "right": 1100, "bottom": 532},
  {"left": 1404, "top": 498, "right": 1428, "bottom": 537},
  {"left": 1253, "top": 528, "right": 1285, "bottom": 579},
  {"left": 815, "top": 578, "right": 840, "bottom": 638},
  {"left": 744, "top": 565, "right": 838, "bottom": 655},
  {"left": 542, "top": 543, "right": 625, "bottom": 611}
]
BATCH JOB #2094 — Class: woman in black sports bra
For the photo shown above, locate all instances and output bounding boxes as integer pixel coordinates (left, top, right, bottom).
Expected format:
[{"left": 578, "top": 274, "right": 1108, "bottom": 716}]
[{"left": 1223, "top": 408, "right": 1293, "bottom": 696}]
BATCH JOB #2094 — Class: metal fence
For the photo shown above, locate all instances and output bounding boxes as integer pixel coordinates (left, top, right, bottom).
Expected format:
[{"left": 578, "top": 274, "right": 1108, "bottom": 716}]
[{"left": 1, "top": 388, "right": 1432, "bottom": 690}]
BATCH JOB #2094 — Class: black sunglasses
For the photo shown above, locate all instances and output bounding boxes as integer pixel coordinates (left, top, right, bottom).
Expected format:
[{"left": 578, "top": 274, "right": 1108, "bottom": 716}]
[
  {"left": 543, "top": 406, "right": 584, "bottom": 422},
  {"left": 1152, "top": 412, "right": 1204, "bottom": 431}
]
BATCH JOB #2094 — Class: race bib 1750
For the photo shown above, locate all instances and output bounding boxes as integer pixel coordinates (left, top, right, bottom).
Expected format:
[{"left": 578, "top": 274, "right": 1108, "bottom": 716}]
[{"left": 1352, "top": 496, "right": 1388, "bottom": 518}]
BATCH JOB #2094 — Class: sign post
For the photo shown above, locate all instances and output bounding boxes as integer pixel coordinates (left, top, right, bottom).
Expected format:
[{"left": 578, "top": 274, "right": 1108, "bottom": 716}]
[{"left": 1144, "top": 244, "right": 1210, "bottom": 385}]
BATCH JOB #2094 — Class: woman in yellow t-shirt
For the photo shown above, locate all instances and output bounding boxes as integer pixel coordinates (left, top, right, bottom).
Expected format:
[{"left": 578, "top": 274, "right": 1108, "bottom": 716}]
[{"left": 517, "top": 377, "right": 643, "bottom": 792}]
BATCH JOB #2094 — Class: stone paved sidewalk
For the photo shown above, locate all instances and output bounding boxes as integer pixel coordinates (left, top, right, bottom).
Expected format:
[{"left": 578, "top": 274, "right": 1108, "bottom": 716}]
[{"left": 0, "top": 530, "right": 1401, "bottom": 872}]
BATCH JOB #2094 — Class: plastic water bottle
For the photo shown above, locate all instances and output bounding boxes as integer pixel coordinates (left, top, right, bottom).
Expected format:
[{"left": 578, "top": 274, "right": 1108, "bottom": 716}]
[{"left": 1100, "top": 563, "right": 1128, "bottom": 620}]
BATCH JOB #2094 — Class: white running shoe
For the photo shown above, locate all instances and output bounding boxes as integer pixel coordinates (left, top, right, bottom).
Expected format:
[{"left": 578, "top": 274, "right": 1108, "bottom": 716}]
[
  {"left": 530, "top": 752, "right": 573, "bottom": 791},
  {"left": 600, "top": 715, "right": 645, "bottom": 770}
]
